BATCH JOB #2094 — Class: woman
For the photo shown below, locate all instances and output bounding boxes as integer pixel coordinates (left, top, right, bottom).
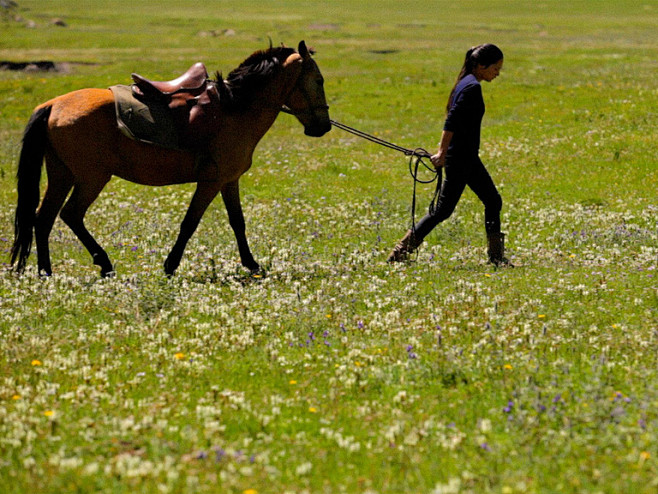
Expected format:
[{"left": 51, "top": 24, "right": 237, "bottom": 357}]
[{"left": 388, "top": 43, "right": 510, "bottom": 266}]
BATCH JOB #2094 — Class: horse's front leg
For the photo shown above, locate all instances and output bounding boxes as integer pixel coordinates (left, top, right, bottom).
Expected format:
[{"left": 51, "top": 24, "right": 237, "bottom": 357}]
[
  {"left": 221, "top": 180, "right": 260, "bottom": 273},
  {"left": 164, "top": 182, "right": 221, "bottom": 276}
]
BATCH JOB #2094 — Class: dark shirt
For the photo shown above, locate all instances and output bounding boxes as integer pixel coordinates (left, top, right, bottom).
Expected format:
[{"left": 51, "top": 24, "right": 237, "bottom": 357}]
[{"left": 443, "top": 74, "right": 485, "bottom": 159}]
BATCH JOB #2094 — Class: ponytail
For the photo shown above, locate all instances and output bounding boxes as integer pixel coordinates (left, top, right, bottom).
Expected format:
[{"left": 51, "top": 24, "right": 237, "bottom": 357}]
[{"left": 446, "top": 44, "right": 503, "bottom": 113}]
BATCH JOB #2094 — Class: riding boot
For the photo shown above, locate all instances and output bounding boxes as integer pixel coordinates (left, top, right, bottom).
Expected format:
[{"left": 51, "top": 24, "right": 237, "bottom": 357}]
[
  {"left": 487, "top": 232, "right": 511, "bottom": 266},
  {"left": 387, "top": 230, "right": 422, "bottom": 262}
]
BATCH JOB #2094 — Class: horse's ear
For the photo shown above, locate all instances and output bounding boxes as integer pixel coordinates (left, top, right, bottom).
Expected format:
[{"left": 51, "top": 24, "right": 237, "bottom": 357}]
[{"left": 298, "top": 40, "right": 310, "bottom": 60}]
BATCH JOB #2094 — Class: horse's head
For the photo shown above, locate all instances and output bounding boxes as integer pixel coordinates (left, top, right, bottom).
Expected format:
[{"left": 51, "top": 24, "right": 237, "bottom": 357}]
[{"left": 282, "top": 41, "right": 331, "bottom": 137}]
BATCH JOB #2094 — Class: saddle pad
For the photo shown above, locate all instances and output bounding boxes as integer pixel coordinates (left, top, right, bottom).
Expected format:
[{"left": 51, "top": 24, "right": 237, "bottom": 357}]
[{"left": 109, "top": 85, "right": 182, "bottom": 150}]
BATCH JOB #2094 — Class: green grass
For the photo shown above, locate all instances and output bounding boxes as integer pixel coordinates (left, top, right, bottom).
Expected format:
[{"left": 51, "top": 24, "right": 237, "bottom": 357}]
[{"left": 1, "top": 1, "right": 657, "bottom": 493}]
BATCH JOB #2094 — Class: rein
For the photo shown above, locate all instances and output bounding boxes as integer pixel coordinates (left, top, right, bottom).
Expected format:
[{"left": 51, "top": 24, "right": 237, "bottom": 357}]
[
  {"left": 281, "top": 103, "right": 443, "bottom": 234},
  {"left": 327, "top": 118, "right": 443, "bottom": 234}
]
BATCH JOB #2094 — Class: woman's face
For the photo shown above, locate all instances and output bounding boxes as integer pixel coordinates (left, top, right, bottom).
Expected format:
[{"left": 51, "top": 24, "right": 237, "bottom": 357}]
[{"left": 475, "top": 59, "right": 503, "bottom": 82}]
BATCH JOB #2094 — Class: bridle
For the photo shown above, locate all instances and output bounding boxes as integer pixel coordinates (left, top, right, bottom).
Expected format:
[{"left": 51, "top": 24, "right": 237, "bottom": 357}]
[
  {"left": 280, "top": 104, "right": 329, "bottom": 118},
  {"left": 280, "top": 60, "right": 329, "bottom": 120}
]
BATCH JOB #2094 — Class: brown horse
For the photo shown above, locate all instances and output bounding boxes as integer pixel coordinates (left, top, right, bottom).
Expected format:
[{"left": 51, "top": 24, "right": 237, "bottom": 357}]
[{"left": 11, "top": 41, "right": 331, "bottom": 277}]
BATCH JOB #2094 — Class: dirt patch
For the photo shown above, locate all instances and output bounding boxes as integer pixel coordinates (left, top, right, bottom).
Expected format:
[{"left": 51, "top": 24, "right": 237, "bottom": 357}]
[
  {"left": 1, "top": 61, "right": 98, "bottom": 73},
  {"left": 368, "top": 49, "right": 399, "bottom": 55},
  {"left": 308, "top": 23, "right": 340, "bottom": 31},
  {"left": 2, "top": 1, "right": 68, "bottom": 27},
  {"left": 1, "top": 61, "right": 57, "bottom": 72},
  {"left": 198, "top": 29, "right": 236, "bottom": 38}
]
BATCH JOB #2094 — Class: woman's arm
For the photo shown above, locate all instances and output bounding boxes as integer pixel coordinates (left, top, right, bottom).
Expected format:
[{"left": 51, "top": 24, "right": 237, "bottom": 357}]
[{"left": 430, "top": 130, "right": 454, "bottom": 169}]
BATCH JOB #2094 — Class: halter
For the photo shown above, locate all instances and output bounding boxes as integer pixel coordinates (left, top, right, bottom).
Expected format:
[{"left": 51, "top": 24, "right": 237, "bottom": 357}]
[
  {"left": 280, "top": 60, "right": 329, "bottom": 119},
  {"left": 280, "top": 104, "right": 329, "bottom": 117}
]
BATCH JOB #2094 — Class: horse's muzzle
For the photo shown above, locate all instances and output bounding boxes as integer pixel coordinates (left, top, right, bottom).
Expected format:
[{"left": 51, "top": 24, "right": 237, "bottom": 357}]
[{"left": 304, "top": 120, "right": 332, "bottom": 137}]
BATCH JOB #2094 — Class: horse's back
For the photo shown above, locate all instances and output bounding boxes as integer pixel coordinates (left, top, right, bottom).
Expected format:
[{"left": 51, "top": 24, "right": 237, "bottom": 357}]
[
  {"left": 43, "top": 88, "right": 114, "bottom": 129},
  {"left": 41, "top": 87, "right": 198, "bottom": 185}
]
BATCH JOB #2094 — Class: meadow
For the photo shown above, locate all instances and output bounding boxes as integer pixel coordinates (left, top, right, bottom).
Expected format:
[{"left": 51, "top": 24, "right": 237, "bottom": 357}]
[{"left": 0, "top": 0, "right": 656, "bottom": 492}]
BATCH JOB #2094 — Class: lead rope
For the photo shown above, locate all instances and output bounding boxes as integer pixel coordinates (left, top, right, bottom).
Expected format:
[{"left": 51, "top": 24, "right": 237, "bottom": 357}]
[{"left": 329, "top": 119, "right": 442, "bottom": 237}]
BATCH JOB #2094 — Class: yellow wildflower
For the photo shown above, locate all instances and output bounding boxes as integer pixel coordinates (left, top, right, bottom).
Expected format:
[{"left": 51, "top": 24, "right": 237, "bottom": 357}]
[
  {"left": 174, "top": 352, "right": 185, "bottom": 360},
  {"left": 31, "top": 360, "right": 42, "bottom": 366}
]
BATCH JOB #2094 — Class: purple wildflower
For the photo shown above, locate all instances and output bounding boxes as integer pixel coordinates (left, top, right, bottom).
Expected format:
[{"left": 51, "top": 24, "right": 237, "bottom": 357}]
[
  {"left": 213, "top": 447, "right": 225, "bottom": 463},
  {"left": 406, "top": 345, "right": 417, "bottom": 359}
]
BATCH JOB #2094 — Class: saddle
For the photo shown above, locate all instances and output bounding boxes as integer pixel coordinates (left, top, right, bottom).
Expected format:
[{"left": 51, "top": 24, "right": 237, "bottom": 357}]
[
  {"left": 130, "top": 63, "right": 221, "bottom": 150},
  {"left": 131, "top": 62, "right": 209, "bottom": 100}
]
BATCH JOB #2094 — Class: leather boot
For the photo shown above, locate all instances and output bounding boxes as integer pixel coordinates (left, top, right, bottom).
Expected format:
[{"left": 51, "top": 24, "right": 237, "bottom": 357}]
[
  {"left": 487, "top": 232, "right": 511, "bottom": 266},
  {"left": 387, "top": 230, "right": 421, "bottom": 262}
]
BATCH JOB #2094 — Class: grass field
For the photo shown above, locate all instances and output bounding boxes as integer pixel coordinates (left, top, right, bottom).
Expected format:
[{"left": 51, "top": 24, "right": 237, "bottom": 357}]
[{"left": 1, "top": 1, "right": 657, "bottom": 492}]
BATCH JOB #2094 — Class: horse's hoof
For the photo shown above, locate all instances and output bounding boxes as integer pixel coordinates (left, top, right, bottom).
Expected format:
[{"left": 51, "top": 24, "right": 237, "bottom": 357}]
[
  {"left": 249, "top": 266, "right": 266, "bottom": 279},
  {"left": 164, "top": 258, "right": 179, "bottom": 277},
  {"left": 92, "top": 253, "right": 113, "bottom": 276}
]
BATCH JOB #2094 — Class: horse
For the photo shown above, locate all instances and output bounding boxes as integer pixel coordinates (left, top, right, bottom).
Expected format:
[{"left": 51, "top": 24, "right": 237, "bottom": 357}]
[{"left": 10, "top": 41, "right": 331, "bottom": 277}]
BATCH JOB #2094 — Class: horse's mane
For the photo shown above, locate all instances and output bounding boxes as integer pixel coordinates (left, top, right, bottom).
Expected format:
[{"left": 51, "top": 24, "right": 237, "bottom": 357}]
[{"left": 215, "top": 45, "right": 297, "bottom": 112}]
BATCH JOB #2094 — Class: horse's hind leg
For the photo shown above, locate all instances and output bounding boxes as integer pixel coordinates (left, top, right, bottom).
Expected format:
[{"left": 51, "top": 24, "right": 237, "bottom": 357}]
[
  {"left": 59, "top": 176, "right": 113, "bottom": 277},
  {"left": 35, "top": 154, "right": 74, "bottom": 276}
]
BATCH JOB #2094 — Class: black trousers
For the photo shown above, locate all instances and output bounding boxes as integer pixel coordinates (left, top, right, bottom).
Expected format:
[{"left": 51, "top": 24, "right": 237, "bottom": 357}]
[{"left": 413, "top": 156, "right": 502, "bottom": 241}]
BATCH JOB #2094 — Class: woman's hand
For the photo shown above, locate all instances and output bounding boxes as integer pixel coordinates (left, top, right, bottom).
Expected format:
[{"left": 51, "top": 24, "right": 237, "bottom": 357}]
[
  {"left": 430, "top": 151, "right": 446, "bottom": 169},
  {"left": 432, "top": 130, "right": 453, "bottom": 170}
]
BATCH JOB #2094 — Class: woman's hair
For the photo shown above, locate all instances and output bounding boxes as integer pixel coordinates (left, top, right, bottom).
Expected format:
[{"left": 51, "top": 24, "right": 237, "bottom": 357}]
[{"left": 446, "top": 43, "right": 503, "bottom": 113}]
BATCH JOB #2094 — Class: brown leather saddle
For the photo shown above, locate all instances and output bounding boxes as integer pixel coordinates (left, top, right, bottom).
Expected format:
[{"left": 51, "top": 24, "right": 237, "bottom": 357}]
[{"left": 131, "top": 63, "right": 221, "bottom": 150}]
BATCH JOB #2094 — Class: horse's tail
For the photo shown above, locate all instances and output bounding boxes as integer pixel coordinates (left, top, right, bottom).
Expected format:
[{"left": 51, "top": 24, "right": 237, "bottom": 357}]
[{"left": 11, "top": 105, "right": 52, "bottom": 273}]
